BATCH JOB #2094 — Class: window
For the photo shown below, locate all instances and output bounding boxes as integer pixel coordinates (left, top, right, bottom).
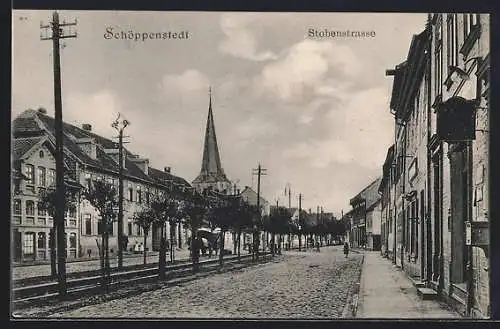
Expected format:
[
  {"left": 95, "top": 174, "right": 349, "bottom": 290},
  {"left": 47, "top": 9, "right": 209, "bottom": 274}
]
[
  {"left": 434, "top": 16, "right": 443, "bottom": 96},
  {"left": 69, "top": 233, "right": 77, "bottom": 248},
  {"left": 25, "top": 164, "right": 35, "bottom": 185},
  {"left": 463, "top": 14, "right": 479, "bottom": 37},
  {"left": 37, "top": 167, "right": 46, "bottom": 187},
  {"left": 37, "top": 202, "right": 47, "bottom": 216},
  {"left": 48, "top": 169, "right": 56, "bottom": 187},
  {"left": 97, "top": 219, "right": 103, "bottom": 235},
  {"left": 128, "top": 221, "right": 133, "bottom": 236},
  {"left": 13, "top": 199, "right": 21, "bottom": 215},
  {"left": 128, "top": 187, "right": 133, "bottom": 202},
  {"left": 136, "top": 224, "right": 142, "bottom": 236},
  {"left": 145, "top": 189, "right": 150, "bottom": 204},
  {"left": 26, "top": 200, "right": 35, "bottom": 216},
  {"left": 37, "top": 232, "right": 46, "bottom": 249},
  {"left": 39, "top": 150, "right": 45, "bottom": 158},
  {"left": 69, "top": 206, "right": 77, "bottom": 218},
  {"left": 85, "top": 214, "right": 92, "bottom": 235},
  {"left": 137, "top": 186, "right": 142, "bottom": 204},
  {"left": 446, "top": 14, "right": 458, "bottom": 73},
  {"left": 109, "top": 221, "right": 114, "bottom": 235},
  {"left": 23, "top": 232, "right": 35, "bottom": 255}
]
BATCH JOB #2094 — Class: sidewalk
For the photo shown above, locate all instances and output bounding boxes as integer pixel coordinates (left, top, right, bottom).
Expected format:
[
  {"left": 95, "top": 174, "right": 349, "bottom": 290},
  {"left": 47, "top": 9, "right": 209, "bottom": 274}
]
[{"left": 356, "top": 251, "right": 461, "bottom": 319}]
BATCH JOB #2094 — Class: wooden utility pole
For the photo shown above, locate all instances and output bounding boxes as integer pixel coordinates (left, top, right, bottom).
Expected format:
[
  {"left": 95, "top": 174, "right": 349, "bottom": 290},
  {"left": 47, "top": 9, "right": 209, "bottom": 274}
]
[
  {"left": 112, "top": 114, "right": 130, "bottom": 269},
  {"left": 41, "top": 11, "right": 77, "bottom": 297},
  {"left": 298, "top": 193, "right": 302, "bottom": 251},
  {"left": 284, "top": 183, "right": 292, "bottom": 250},
  {"left": 252, "top": 164, "right": 267, "bottom": 260}
]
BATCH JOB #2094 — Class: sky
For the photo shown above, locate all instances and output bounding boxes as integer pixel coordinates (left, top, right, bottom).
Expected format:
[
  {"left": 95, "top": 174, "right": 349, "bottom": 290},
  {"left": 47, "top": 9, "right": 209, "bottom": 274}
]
[{"left": 12, "top": 10, "right": 428, "bottom": 216}]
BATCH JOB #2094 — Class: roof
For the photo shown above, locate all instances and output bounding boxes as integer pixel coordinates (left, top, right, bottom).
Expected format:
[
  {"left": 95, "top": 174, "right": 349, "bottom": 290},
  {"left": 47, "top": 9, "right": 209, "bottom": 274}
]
[
  {"left": 350, "top": 177, "right": 382, "bottom": 209},
  {"left": 239, "top": 186, "right": 268, "bottom": 206},
  {"left": 193, "top": 93, "right": 229, "bottom": 184},
  {"left": 148, "top": 167, "right": 191, "bottom": 188},
  {"left": 12, "top": 136, "right": 45, "bottom": 162},
  {"left": 389, "top": 29, "right": 430, "bottom": 119},
  {"left": 12, "top": 109, "right": 190, "bottom": 187},
  {"left": 379, "top": 145, "right": 395, "bottom": 192}
]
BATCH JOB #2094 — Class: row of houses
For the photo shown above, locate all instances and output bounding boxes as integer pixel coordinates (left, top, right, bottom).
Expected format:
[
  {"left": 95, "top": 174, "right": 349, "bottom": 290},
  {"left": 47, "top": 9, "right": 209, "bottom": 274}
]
[
  {"left": 12, "top": 108, "right": 197, "bottom": 262},
  {"left": 377, "top": 13, "right": 490, "bottom": 318},
  {"left": 11, "top": 92, "right": 281, "bottom": 263}
]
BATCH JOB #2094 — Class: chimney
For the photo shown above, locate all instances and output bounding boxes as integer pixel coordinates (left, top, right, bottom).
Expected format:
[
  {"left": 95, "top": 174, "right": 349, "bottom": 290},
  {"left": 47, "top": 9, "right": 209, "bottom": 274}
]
[
  {"left": 104, "top": 148, "right": 126, "bottom": 168},
  {"left": 76, "top": 137, "right": 97, "bottom": 160},
  {"left": 164, "top": 166, "right": 171, "bottom": 174},
  {"left": 81, "top": 124, "right": 92, "bottom": 132},
  {"left": 37, "top": 107, "right": 47, "bottom": 114},
  {"left": 131, "top": 156, "right": 149, "bottom": 175}
]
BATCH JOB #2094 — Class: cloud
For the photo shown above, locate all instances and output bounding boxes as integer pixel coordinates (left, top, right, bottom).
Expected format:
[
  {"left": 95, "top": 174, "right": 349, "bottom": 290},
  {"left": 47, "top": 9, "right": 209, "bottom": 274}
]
[
  {"left": 254, "top": 39, "right": 361, "bottom": 102},
  {"left": 283, "top": 87, "right": 393, "bottom": 171},
  {"left": 219, "top": 13, "right": 277, "bottom": 61},
  {"left": 160, "top": 69, "right": 210, "bottom": 94},
  {"left": 64, "top": 90, "right": 121, "bottom": 138}
]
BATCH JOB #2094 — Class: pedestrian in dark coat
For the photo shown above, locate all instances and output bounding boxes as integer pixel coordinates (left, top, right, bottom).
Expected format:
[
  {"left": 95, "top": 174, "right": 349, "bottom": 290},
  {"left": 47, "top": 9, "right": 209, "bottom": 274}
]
[{"left": 343, "top": 242, "right": 349, "bottom": 258}]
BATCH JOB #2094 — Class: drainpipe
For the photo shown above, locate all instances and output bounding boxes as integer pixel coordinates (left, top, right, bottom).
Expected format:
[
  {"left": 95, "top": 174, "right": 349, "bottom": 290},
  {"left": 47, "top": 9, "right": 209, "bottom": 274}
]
[
  {"left": 466, "top": 141, "right": 473, "bottom": 317},
  {"left": 401, "top": 123, "right": 407, "bottom": 271}
]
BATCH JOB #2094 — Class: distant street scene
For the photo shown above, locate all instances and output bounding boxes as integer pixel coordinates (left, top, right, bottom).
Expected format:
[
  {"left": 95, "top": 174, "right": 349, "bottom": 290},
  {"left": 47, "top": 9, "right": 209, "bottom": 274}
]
[{"left": 11, "top": 10, "right": 490, "bottom": 319}]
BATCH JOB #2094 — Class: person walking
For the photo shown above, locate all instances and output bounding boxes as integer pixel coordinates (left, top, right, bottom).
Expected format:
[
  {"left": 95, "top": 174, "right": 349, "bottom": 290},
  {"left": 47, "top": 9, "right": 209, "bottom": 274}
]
[{"left": 343, "top": 241, "right": 349, "bottom": 258}]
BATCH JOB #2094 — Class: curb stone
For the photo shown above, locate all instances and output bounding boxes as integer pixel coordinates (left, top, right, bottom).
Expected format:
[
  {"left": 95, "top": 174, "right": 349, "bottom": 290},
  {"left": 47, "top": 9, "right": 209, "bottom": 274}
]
[{"left": 341, "top": 253, "right": 364, "bottom": 318}]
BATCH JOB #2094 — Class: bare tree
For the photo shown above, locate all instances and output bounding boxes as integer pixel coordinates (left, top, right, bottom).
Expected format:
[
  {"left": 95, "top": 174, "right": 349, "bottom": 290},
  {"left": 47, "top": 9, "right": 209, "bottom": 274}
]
[
  {"left": 38, "top": 185, "right": 78, "bottom": 279},
  {"left": 133, "top": 208, "right": 155, "bottom": 265},
  {"left": 82, "top": 179, "right": 118, "bottom": 292}
]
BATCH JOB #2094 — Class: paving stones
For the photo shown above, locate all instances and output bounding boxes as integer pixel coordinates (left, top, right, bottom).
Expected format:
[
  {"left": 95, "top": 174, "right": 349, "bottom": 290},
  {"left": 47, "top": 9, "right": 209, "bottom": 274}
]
[{"left": 40, "top": 247, "right": 362, "bottom": 319}]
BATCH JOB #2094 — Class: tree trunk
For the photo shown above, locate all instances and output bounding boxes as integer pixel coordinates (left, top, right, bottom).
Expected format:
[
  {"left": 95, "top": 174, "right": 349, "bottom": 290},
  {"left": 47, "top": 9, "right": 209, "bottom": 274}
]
[
  {"left": 237, "top": 230, "right": 241, "bottom": 261},
  {"left": 159, "top": 224, "right": 166, "bottom": 280},
  {"left": 271, "top": 232, "right": 275, "bottom": 257},
  {"left": 169, "top": 222, "right": 175, "bottom": 263},
  {"left": 233, "top": 232, "right": 237, "bottom": 255},
  {"left": 104, "top": 232, "right": 110, "bottom": 287},
  {"left": 191, "top": 228, "right": 199, "bottom": 273},
  {"left": 97, "top": 237, "right": 106, "bottom": 291},
  {"left": 299, "top": 233, "right": 302, "bottom": 251},
  {"left": 143, "top": 232, "right": 147, "bottom": 265},
  {"left": 50, "top": 228, "right": 57, "bottom": 278},
  {"left": 218, "top": 230, "right": 225, "bottom": 268}
]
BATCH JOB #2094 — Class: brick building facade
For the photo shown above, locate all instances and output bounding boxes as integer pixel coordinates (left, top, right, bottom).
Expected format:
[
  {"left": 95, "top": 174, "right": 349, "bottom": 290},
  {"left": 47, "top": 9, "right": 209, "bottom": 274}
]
[{"left": 383, "top": 13, "right": 490, "bottom": 318}]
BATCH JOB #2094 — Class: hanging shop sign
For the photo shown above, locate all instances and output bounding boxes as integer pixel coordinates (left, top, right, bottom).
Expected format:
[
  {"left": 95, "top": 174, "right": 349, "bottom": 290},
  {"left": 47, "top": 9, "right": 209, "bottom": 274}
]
[{"left": 436, "top": 96, "right": 477, "bottom": 142}]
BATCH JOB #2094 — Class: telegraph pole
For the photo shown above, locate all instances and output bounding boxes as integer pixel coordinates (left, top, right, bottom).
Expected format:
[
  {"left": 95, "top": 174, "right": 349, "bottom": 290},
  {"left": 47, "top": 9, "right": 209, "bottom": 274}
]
[
  {"left": 252, "top": 164, "right": 267, "bottom": 260},
  {"left": 298, "top": 193, "right": 302, "bottom": 251},
  {"left": 285, "top": 183, "right": 292, "bottom": 249},
  {"left": 112, "top": 114, "right": 130, "bottom": 269},
  {"left": 41, "top": 11, "right": 77, "bottom": 297}
]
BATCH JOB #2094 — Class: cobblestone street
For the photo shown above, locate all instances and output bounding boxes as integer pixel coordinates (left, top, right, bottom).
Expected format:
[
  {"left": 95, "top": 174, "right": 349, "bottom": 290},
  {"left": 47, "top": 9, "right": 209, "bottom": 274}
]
[{"left": 47, "top": 246, "right": 363, "bottom": 319}]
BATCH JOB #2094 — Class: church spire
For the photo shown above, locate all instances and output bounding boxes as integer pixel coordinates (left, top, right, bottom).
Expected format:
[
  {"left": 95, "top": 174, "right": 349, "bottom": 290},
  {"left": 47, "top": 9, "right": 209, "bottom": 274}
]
[{"left": 193, "top": 87, "right": 228, "bottom": 184}]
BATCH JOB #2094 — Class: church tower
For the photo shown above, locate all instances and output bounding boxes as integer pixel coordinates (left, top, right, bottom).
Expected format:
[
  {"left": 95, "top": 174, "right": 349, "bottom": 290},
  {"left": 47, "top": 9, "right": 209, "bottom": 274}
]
[{"left": 192, "top": 88, "right": 231, "bottom": 194}]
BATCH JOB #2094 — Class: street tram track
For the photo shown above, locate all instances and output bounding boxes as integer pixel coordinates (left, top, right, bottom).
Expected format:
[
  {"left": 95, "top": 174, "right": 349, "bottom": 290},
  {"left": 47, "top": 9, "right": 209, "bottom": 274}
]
[{"left": 13, "top": 253, "right": 272, "bottom": 309}]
